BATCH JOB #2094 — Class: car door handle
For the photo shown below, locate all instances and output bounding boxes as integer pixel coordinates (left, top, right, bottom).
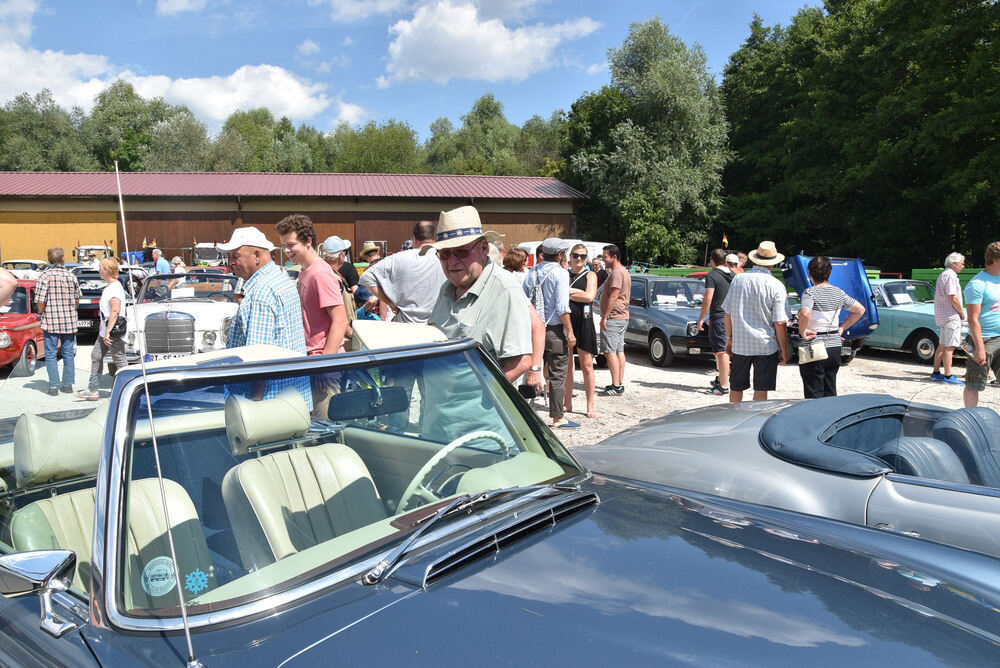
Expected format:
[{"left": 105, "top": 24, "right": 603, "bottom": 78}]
[{"left": 875, "top": 523, "right": 920, "bottom": 538}]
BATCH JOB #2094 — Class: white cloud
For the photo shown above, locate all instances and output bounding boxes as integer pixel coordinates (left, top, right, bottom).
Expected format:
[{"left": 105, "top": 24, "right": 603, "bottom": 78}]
[
  {"left": 474, "top": 0, "right": 544, "bottom": 21},
  {"left": 586, "top": 61, "right": 607, "bottom": 76},
  {"left": 297, "top": 38, "right": 321, "bottom": 55},
  {"left": 308, "top": 0, "right": 410, "bottom": 22},
  {"left": 0, "top": 0, "right": 38, "bottom": 44},
  {"left": 380, "top": 0, "right": 599, "bottom": 86},
  {"left": 333, "top": 99, "right": 367, "bottom": 126},
  {"left": 155, "top": 0, "right": 208, "bottom": 16},
  {"left": 0, "top": 41, "right": 335, "bottom": 129},
  {"left": 342, "top": 35, "right": 353, "bottom": 46}
]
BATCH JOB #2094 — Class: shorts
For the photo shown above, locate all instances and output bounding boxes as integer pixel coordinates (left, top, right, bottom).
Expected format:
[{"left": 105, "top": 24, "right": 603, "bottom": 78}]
[
  {"left": 709, "top": 317, "right": 727, "bottom": 353},
  {"left": 601, "top": 318, "right": 628, "bottom": 353},
  {"left": 965, "top": 335, "right": 1000, "bottom": 392},
  {"left": 730, "top": 351, "right": 780, "bottom": 392},
  {"left": 939, "top": 320, "right": 961, "bottom": 348}
]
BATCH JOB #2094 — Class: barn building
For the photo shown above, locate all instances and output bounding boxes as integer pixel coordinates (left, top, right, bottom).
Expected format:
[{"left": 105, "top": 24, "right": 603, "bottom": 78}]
[{"left": 0, "top": 172, "right": 586, "bottom": 262}]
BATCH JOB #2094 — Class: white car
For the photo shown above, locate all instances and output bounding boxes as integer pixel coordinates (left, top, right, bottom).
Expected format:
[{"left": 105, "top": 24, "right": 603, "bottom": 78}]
[
  {"left": 1, "top": 260, "right": 47, "bottom": 280},
  {"left": 125, "top": 272, "right": 240, "bottom": 363}
]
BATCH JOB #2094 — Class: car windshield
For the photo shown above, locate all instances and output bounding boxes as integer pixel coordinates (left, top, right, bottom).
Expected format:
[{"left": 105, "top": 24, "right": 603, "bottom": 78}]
[
  {"left": 2, "top": 262, "right": 38, "bottom": 270},
  {"left": 0, "top": 287, "right": 29, "bottom": 314},
  {"left": 649, "top": 280, "right": 705, "bottom": 307},
  {"left": 139, "top": 273, "right": 240, "bottom": 303},
  {"left": 883, "top": 281, "right": 934, "bottom": 305},
  {"left": 0, "top": 343, "right": 578, "bottom": 619}
]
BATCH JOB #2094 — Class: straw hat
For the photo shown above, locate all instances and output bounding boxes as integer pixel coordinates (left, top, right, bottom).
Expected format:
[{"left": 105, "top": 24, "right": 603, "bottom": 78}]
[
  {"left": 360, "top": 241, "right": 380, "bottom": 257},
  {"left": 419, "top": 205, "right": 501, "bottom": 256},
  {"left": 218, "top": 226, "right": 276, "bottom": 252},
  {"left": 748, "top": 241, "right": 784, "bottom": 266}
]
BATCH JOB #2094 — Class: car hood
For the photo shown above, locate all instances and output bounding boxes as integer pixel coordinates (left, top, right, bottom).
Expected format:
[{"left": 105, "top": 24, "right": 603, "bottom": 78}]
[{"left": 87, "top": 479, "right": 1000, "bottom": 667}]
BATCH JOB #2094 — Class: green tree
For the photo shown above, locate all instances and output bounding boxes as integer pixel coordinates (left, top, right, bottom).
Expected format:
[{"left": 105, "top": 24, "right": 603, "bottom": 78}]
[
  {"left": 564, "top": 18, "right": 729, "bottom": 263},
  {"left": 207, "top": 129, "right": 255, "bottom": 171},
  {"left": 83, "top": 80, "right": 175, "bottom": 171},
  {"left": 218, "top": 108, "right": 279, "bottom": 171},
  {"left": 143, "top": 109, "right": 209, "bottom": 171},
  {"left": 329, "top": 120, "right": 424, "bottom": 173},
  {"left": 516, "top": 112, "right": 566, "bottom": 176},
  {"left": 0, "top": 90, "right": 96, "bottom": 171}
]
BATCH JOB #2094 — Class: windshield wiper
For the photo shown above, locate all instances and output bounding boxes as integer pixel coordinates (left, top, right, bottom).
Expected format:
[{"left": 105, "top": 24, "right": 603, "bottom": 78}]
[{"left": 361, "top": 482, "right": 579, "bottom": 585}]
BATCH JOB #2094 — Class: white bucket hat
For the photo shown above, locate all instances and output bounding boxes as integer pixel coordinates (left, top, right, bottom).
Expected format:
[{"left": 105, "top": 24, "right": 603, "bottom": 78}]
[
  {"left": 218, "top": 226, "right": 276, "bottom": 252},
  {"left": 420, "top": 205, "right": 501, "bottom": 256}
]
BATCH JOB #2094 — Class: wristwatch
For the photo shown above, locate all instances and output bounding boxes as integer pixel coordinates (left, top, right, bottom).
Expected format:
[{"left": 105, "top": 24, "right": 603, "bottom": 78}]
[{"left": 530, "top": 365, "right": 542, "bottom": 372}]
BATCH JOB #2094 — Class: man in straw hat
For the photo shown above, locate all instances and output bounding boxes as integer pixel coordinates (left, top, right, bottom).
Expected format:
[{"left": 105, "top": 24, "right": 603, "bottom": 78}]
[
  {"left": 722, "top": 240, "right": 790, "bottom": 403},
  {"left": 424, "top": 205, "right": 538, "bottom": 383}
]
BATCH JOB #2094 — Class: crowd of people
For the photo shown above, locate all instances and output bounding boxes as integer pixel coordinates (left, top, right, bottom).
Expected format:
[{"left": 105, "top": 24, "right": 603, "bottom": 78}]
[{"left": 2, "top": 212, "right": 998, "bottom": 420}]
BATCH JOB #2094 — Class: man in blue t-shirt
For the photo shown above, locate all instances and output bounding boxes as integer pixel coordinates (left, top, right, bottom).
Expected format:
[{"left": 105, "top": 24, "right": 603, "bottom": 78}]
[
  {"left": 963, "top": 241, "right": 1000, "bottom": 407},
  {"left": 152, "top": 248, "right": 170, "bottom": 275}
]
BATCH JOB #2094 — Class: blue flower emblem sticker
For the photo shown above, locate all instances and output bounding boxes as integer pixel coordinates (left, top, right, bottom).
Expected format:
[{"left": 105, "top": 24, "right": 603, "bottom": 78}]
[{"left": 184, "top": 568, "right": 209, "bottom": 595}]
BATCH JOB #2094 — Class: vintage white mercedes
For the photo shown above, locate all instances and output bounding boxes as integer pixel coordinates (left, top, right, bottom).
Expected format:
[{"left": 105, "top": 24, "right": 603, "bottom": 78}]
[{"left": 124, "top": 272, "right": 240, "bottom": 364}]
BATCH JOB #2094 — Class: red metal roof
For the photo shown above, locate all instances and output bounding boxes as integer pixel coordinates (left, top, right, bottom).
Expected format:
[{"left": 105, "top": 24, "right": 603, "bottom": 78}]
[{"left": 0, "top": 172, "right": 587, "bottom": 200}]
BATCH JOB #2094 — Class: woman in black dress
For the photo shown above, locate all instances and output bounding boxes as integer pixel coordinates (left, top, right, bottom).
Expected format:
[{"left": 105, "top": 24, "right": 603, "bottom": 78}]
[{"left": 565, "top": 243, "right": 599, "bottom": 418}]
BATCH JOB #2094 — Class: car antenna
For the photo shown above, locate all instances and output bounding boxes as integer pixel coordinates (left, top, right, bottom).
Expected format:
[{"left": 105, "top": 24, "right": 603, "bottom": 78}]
[{"left": 115, "top": 162, "right": 205, "bottom": 668}]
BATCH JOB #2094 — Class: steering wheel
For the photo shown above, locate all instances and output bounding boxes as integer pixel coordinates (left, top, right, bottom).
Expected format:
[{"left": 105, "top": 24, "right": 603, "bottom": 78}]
[
  {"left": 205, "top": 291, "right": 235, "bottom": 302},
  {"left": 397, "top": 431, "right": 509, "bottom": 512}
]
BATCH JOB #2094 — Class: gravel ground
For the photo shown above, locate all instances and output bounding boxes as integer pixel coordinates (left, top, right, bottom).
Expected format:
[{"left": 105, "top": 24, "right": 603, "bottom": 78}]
[{"left": 535, "top": 347, "right": 991, "bottom": 449}]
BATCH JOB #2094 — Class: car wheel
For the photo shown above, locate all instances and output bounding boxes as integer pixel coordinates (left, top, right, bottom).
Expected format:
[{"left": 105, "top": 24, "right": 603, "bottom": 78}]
[
  {"left": 648, "top": 331, "right": 673, "bottom": 367},
  {"left": 12, "top": 341, "right": 36, "bottom": 377},
  {"left": 909, "top": 329, "right": 938, "bottom": 364},
  {"left": 841, "top": 348, "right": 857, "bottom": 365}
]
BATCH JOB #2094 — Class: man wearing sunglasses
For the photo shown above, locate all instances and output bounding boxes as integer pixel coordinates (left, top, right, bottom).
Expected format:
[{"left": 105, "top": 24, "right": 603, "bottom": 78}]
[{"left": 423, "top": 206, "right": 535, "bottom": 383}]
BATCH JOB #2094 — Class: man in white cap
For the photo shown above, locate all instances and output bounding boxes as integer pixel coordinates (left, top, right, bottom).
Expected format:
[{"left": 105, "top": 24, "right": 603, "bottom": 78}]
[
  {"left": 722, "top": 240, "right": 790, "bottom": 403},
  {"left": 523, "top": 238, "right": 577, "bottom": 428},
  {"left": 423, "top": 205, "right": 536, "bottom": 382},
  {"left": 698, "top": 248, "right": 737, "bottom": 396},
  {"left": 220, "top": 226, "right": 306, "bottom": 357}
]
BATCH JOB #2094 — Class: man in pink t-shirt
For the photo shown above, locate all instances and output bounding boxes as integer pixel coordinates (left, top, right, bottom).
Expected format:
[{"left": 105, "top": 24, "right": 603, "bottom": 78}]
[{"left": 276, "top": 214, "right": 347, "bottom": 355}]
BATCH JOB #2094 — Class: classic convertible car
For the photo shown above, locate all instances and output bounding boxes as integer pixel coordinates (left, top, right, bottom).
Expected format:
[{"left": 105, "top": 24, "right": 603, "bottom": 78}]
[
  {"left": 865, "top": 278, "right": 968, "bottom": 363},
  {"left": 624, "top": 275, "right": 712, "bottom": 366},
  {"left": 1, "top": 260, "right": 47, "bottom": 280},
  {"left": 124, "top": 272, "right": 240, "bottom": 363},
  {"left": 0, "top": 281, "right": 43, "bottom": 377},
  {"left": 2, "top": 342, "right": 1000, "bottom": 665},
  {"left": 578, "top": 390, "right": 1000, "bottom": 560}
]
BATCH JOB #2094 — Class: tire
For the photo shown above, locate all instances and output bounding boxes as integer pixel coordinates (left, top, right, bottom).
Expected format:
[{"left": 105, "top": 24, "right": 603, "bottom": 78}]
[
  {"left": 12, "top": 341, "right": 36, "bottom": 377},
  {"left": 841, "top": 348, "right": 858, "bottom": 365},
  {"left": 909, "top": 329, "right": 938, "bottom": 364},
  {"left": 648, "top": 331, "right": 673, "bottom": 367}
]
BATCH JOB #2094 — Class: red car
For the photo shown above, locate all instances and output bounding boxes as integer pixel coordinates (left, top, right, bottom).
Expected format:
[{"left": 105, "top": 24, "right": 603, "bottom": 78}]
[{"left": 0, "top": 280, "right": 43, "bottom": 376}]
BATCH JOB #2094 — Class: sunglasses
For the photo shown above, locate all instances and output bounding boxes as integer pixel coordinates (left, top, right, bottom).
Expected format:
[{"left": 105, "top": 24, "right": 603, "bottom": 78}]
[
  {"left": 571, "top": 253, "right": 588, "bottom": 260},
  {"left": 438, "top": 246, "right": 477, "bottom": 260}
]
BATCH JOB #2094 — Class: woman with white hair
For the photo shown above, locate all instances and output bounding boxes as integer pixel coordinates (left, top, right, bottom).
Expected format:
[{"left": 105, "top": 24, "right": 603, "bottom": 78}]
[{"left": 932, "top": 251, "right": 967, "bottom": 384}]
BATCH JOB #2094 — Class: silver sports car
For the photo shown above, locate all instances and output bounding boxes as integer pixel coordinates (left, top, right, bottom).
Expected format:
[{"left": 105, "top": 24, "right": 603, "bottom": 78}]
[{"left": 577, "top": 391, "right": 1000, "bottom": 560}]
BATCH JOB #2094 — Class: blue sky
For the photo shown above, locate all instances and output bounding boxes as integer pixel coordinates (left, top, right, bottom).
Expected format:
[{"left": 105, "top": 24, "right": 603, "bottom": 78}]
[{"left": 0, "top": 0, "right": 811, "bottom": 139}]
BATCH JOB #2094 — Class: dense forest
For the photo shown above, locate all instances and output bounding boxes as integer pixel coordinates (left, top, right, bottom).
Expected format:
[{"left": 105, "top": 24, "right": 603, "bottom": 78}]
[{"left": 1, "top": 1, "right": 997, "bottom": 271}]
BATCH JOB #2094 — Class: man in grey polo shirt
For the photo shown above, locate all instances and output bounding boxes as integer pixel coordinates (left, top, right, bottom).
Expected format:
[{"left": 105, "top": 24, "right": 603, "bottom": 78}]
[
  {"left": 359, "top": 220, "right": 445, "bottom": 323},
  {"left": 425, "top": 206, "right": 534, "bottom": 381}
]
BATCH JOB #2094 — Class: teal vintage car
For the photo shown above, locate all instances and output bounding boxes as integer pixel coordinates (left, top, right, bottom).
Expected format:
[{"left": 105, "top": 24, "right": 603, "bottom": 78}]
[{"left": 865, "top": 278, "right": 968, "bottom": 363}]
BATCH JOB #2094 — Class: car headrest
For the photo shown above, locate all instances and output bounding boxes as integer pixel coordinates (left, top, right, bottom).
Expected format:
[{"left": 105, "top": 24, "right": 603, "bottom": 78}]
[
  {"left": 225, "top": 388, "right": 311, "bottom": 455},
  {"left": 14, "top": 406, "right": 107, "bottom": 488}
]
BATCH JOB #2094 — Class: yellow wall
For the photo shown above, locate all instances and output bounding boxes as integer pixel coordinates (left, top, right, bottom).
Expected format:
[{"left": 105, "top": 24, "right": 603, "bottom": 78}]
[{"left": 0, "top": 211, "right": 118, "bottom": 261}]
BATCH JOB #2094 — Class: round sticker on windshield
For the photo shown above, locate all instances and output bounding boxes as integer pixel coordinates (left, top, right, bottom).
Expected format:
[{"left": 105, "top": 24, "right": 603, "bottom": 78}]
[{"left": 141, "top": 556, "right": 176, "bottom": 597}]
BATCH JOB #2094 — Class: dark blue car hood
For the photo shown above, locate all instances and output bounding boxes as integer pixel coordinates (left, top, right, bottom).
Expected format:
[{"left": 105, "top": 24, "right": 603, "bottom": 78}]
[{"left": 86, "top": 479, "right": 1000, "bottom": 667}]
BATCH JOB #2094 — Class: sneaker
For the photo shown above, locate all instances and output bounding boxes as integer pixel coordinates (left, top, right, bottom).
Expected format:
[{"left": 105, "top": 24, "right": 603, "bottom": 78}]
[
  {"left": 46, "top": 387, "right": 58, "bottom": 396},
  {"left": 602, "top": 385, "right": 624, "bottom": 396},
  {"left": 708, "top": 385, "right": 729, "bottom": 396},
  {"left": 710, "top": 378, "right": 722, "bottom": 390},
  {"left": 942, "top": 375, "right": 964, "bottom": 386},
  {"left": 930, "top": 372, "right": 946, "bottom": 381},
  {"left": 75, "top": 389, "right": 100, "bottom": 401},
  {"left": 59, "top": 385, "right": 73, "bottom": 394}
]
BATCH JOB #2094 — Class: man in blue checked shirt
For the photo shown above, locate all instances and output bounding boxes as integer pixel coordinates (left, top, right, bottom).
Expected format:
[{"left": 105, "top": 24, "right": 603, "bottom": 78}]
[{"left": 220, "top": 226, "right": 310, "bottom": 406}]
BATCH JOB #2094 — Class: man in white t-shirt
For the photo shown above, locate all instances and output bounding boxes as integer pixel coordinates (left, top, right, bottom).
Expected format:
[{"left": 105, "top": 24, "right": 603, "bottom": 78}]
[{"left": 931, "top": 252, "right": 965, "bottom": 385}]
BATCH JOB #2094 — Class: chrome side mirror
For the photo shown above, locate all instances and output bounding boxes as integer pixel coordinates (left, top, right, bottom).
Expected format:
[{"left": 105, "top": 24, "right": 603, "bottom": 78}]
[{"left": 0, "top": 550, "right": 79, "bottom": 638}]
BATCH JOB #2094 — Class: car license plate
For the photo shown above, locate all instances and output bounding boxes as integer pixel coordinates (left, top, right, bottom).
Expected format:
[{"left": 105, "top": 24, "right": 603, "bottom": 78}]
[
  {"left": 145, "top": 353, "right": 190, "bottom": 362},
  {"left": 688, "top": 347, "right": 701, "bottom": 355},
  {"left": 78, "top": 319, "right": 94, "bottom": 328}
]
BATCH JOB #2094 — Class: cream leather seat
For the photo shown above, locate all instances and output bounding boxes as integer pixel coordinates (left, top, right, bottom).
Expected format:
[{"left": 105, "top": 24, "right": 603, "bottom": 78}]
[
  {"left": 221, "top": 389, "right": 387, "bottom": 568},
  {"left": 11, "top": 479, "right": 216, "bottom": 609}
]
